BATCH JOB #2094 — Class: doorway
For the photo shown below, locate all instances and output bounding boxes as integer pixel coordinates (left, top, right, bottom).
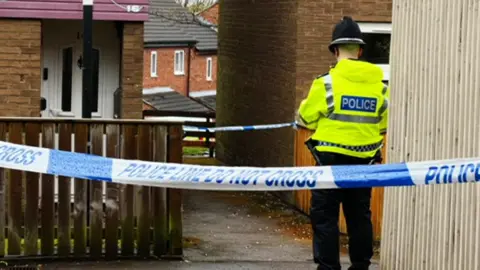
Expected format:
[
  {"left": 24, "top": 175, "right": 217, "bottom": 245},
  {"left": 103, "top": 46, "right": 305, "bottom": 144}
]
[{"left": 41, "top": 19, "right": 120, "bottom": 119}]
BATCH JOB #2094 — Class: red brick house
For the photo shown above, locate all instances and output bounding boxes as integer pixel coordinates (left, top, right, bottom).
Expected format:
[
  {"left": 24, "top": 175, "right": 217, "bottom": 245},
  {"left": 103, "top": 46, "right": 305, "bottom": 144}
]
[
  {"left": 143, "top": 0, "right": 218, "bottom": 112},
  {"left": 0, "top": 0, "right": 148, "bottom": 119}
]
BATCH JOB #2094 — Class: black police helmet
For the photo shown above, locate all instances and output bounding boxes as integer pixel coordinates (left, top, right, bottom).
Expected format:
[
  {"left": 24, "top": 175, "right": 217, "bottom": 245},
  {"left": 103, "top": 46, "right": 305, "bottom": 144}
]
[{"left": 328, "top": 16, "right": 366, "bottom": 53}]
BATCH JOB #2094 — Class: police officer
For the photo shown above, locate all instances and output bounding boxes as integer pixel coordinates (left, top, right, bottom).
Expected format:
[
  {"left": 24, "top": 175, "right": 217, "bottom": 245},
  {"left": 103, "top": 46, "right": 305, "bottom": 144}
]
[{"left": 296, "top": 16, "right": 389, "bottom": 270}]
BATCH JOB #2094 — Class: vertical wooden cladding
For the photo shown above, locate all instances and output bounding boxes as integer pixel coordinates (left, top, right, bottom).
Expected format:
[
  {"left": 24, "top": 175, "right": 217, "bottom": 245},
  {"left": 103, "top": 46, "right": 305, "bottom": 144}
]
[
  {"left": 294, "top": 128, "right": 386, "bottom": 240},
  {"left": 0, "top": 119, "right": 182, "bottom": 260},
  {"left": 382, "top": 0, "right": 480, "bottom": 269}
]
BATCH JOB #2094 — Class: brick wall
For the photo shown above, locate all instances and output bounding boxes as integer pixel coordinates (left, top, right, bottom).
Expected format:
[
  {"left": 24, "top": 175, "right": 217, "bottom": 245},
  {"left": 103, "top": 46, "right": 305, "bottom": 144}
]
[
  {"left": 295, "top": 0, "right": 392, "bottom": 106},
  {"left": 216, "top": 0, "right": 297, "bottom": 167},
  {"left": 0, "top": 19, "right": 41, "bottom": 117},
  {"left": 200, "top": 3, "right": 219, "bottom": 25},
  {"left": 189, "top": 50, "right": 217, "bottom": 92},
  {"left": 216, "top": 0, "right": 392, "bottom": 167},
  {"left": 122, "top": 22, "right": 144, "bottom": 119},
  {"left": 143, "top": 47, "right": 189, "bottom": 95}
]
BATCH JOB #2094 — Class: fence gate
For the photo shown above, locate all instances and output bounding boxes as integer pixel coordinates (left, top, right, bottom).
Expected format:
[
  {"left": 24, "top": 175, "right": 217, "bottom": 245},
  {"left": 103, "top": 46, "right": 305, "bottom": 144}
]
[{"left": 0, "top": 118, "right": 183, "bottom": 260}]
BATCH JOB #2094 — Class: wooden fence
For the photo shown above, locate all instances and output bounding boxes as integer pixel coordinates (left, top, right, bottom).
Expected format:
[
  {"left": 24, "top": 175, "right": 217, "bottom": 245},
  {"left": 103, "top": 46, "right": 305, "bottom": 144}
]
[
  {"left": 294, "top": 128, "right": 386, "bottom": 240},
  {"left": 0, "top": 118, "right": 183, "bottom": 260}
]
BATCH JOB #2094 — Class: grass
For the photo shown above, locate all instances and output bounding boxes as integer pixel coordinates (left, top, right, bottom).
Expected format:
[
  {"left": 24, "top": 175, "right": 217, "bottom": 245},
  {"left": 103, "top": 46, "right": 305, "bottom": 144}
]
[{"left": 183, "top": 146, "right": 208, "bottom": 156}]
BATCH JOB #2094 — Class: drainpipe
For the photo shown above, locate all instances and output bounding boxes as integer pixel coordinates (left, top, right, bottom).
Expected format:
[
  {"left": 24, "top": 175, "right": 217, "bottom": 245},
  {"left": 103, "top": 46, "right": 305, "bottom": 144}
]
[{"left": 186, "top": 44, "right": 192, "bottom": 96}]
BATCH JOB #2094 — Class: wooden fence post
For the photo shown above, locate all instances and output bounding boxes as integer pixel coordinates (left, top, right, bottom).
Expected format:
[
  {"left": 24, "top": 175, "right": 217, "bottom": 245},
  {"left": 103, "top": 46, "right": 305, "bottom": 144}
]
[
  {"left": 105, "top": 124, "right": 120, "bottom": 259},
  {"left": 152, "top": 126, "right": 168, "bottom": 257},
  {"left": 0, "top": 123, "right": 6, "bottom": 257},
  {"left": 24, "top": 122, "right": 40, "bottom": 256},
  {"left": 137, "top": 125, "right": 153, "bottom": 257},
  {"left": 167, "top": 125, "right": 183, "bottom": 257},
  {"left": 41, "top": 123, "right": 55, "bottom": 256}
]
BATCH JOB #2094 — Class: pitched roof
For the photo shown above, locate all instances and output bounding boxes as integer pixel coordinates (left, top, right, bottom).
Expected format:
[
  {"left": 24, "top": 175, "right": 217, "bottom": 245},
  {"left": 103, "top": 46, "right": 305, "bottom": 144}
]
[
  {"left": 143, "top": 87, "right": 213, "bottom": 113},
  {"left": 146, "top": 0, "right": 218, "bottom": 51},
  {"left": 193, "top": 95, "right": 216, "bottom": 111}
]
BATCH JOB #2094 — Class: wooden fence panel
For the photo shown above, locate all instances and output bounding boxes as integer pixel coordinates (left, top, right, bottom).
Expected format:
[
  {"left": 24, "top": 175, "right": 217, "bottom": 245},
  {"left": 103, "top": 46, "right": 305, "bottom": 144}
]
[
  {"left": 57, "top": 123, "right": 72, "bottom": 256},
  {"left": 120, "top": 125, "right": 136, "bottom": 256},
  {"left": 41, "top": 123, "right": 55, "bottom": 256},
  {"left": 167, "top": 125, "right": 183, "bottom": 256},
  {"left": 105, "top": 124, "right": 120, "bottom": 259},
  {"left": 294, "top": 128, "right": 386, "bottom": 240},
  {"left": 0, "top": 124, "right": 5, "bottom": 257},
  {"left": 8, "top": 122, "right": 23, "bottom": 255},
  {"left": 89, "top": 124, "right": 104, "bottom": 258},
  {"left": 0, "top": 119, "right": 182, "bottom": 259},
  {"left": 24, "top": 123, "right": 40, "bottom": 256},
  {"left": 152, "top": 126, "right": 168, "bottom": 257},
  {"left": 137, "top": 125, "right": 152, "bottom": 257},
  {"left": 73, "top": 123, "right": 88, "bottom": 256}
]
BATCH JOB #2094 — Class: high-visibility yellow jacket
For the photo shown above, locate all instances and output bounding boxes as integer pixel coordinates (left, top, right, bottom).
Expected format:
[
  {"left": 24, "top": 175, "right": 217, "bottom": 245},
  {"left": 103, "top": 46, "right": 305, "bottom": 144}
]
[{"left": 298, "top": 59, "right": 389, "bottom": 159}]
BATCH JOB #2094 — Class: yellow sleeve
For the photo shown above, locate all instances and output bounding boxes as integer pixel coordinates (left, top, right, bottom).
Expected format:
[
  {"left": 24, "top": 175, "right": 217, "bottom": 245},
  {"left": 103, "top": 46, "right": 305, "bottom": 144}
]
[
  {"left": 297, "top": 78, "right": 328, "bottom": 130},
  {"left": 379, "top": 86, "right": 390, "bottom": 134}
]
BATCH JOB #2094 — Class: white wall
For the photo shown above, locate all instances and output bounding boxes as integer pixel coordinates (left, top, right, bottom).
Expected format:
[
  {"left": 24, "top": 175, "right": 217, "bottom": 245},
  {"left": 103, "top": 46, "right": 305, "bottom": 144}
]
[{"left": 381, "top": 1, "right": 480, "bottom": 269}]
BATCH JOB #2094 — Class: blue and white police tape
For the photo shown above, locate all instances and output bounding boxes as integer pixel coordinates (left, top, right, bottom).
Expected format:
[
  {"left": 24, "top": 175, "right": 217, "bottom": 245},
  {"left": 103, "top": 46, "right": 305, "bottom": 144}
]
[
  {"left": 0, "top": 140, "right": 478, "bottom": 190},
  {"left": 183, "top": 122, "right": 297, "bottom": 133}
]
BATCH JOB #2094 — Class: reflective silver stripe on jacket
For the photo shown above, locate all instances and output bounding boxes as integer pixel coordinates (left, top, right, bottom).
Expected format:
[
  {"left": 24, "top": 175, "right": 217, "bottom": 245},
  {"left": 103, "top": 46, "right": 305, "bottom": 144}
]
[
  {"left": 323, "top": 75, "right": 335, "bottom": 116},
  {"left": 316, "top": 140, "right": 383, "bottom": 152},
  {"left": 378, "top": 84, "right": 388, "bottom": 116},
  {"left": 322, "top": 76, "right": 388, "bottom": 124}
]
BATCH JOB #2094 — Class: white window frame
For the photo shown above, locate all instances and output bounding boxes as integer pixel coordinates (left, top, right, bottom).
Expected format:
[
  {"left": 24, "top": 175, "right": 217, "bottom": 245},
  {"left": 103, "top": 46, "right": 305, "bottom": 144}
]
[
  {"left": 174, "top": 50, "right": 185, "bottom": 75},
  {"left": 358, "top": 22, "right": 391, "bottom": 81},
  {"left": 150, "top": 51, "right": 158, "bottom": 77},
  {"left": 206, "top": 57, "right": 213, "bottom": 81}
]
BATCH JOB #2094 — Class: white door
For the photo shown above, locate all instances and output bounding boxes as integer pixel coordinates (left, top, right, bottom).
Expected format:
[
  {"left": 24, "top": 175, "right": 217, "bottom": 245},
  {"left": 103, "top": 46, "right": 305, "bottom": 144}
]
[
  {"left": 41, "top": 20, "right": 119, "bottom": 119},
  {"left": 43, "top": 43, "right": 101, "bottom": 118}
]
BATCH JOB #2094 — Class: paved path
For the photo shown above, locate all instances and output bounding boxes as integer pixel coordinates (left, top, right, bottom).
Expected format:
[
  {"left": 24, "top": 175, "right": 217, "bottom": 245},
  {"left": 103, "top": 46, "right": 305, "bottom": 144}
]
[{"left": 41, "top": 189, "right": 378, "bottom": 269}]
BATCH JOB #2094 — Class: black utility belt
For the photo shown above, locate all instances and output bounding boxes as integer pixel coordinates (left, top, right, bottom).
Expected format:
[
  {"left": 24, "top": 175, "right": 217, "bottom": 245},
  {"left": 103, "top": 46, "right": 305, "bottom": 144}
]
[
  {"left": 304, "top": 138, "right": 383, "bottom": 164},
  {"left": 308, "top": 139, "right": 382, "bottom": 153}
]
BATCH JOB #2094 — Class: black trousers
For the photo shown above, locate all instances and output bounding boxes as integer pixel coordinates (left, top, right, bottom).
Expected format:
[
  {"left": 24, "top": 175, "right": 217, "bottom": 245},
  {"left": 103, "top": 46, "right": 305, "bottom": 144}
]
[{"left": 310, "top": 152, "right": 374, "bottom": 270}]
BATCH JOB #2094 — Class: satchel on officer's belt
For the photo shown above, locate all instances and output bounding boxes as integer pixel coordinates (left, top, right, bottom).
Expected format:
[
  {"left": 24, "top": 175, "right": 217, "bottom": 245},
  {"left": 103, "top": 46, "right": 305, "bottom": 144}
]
[{"left": 304, "top": 138, "right": 323, "bottom": 165}]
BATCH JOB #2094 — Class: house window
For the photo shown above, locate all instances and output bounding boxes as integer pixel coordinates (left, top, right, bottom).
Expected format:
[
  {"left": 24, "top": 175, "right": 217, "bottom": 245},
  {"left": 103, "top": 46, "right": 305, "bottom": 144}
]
[
  {"left": 174, "top": 50, "right": 185, "bottom": 75},
  {"left": 150, "top": 51, "right": 157, "bottom": 77},
  {"left": 206, "top": 57, "right": 213, "bottom": 81},
  {"left": 360, "top": 33, "right": 390, "bottom": 64},
  {"left": 358, "top": 23, "right": 391, "bottom": 81}
]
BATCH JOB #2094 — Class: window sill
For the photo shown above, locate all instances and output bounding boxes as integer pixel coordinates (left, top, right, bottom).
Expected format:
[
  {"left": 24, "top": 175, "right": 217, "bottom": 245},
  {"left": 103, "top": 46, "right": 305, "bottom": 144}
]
[
  {"left": 151, "top": 74, "right": 158, "bottom": 78},
  {"left": 174, "top": 72, "right": 185, "bottom": 76},
  {"left": 206, "top": 78, "right": 213, "bottom": 81}
]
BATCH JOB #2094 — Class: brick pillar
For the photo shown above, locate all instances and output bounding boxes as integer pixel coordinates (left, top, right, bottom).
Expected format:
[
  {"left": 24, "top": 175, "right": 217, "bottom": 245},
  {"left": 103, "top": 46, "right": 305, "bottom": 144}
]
[
  {"left": 216, "top": 0, "right": 298, "bottom": 167},
  {"left": 0, "top": 19, "right": 41, "bottom": 117},
  {"left": 121, "top": 22, "right": 144, "bottom": 119}
]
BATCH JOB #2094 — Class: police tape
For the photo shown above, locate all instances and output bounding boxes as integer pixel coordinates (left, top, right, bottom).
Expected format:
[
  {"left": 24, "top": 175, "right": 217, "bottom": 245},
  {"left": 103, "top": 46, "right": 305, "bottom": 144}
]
[
  {"left": 0, "top": 140, "right": 478, "bottom": 190},
  {"left": 183, "top": 122, "right": 297, "bottom": 133}
]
